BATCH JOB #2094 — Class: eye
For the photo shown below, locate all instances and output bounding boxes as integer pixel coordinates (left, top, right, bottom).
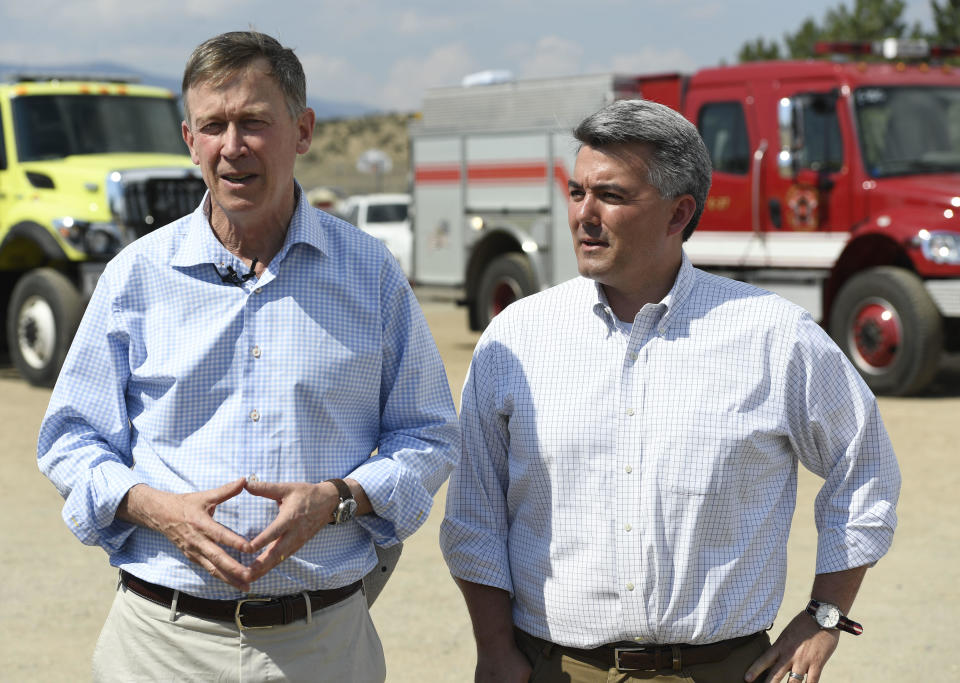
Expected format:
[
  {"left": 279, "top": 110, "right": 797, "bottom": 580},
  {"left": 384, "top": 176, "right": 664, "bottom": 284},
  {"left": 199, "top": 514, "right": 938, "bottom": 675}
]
[
  {"left": 244, "top": 118, "right": 268, "bottom": 130},
  {"left": 568, "top": 188, "right": 584, "bottom": 200},
  {"left": 198, "top": 122, "right": 224, "bottom": 135}
]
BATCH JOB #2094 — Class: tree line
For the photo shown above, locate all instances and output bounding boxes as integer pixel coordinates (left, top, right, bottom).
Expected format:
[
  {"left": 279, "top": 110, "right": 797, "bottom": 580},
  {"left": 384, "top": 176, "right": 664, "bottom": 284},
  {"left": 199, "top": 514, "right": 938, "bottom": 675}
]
[{"left": 738, "top": 0, "right": 960, "bottom": 61}]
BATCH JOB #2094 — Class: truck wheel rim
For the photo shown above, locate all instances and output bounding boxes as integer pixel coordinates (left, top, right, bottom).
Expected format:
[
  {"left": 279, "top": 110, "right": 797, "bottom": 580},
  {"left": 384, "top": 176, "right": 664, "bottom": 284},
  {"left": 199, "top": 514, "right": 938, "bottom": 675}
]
[
  {"left": 17, "top": 295, "right": 57, "bottom": 370},
  {"left": 848, "top": 299, "right": 901, "bottom": 373},
  {"left": 490, "top": 278, "right": 522, "bottom": 316}
]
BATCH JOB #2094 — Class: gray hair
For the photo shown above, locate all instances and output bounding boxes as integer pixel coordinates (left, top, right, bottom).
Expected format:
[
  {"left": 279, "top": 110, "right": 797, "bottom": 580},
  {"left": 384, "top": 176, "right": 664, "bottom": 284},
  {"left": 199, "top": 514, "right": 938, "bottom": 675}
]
[
  {"left": 573, "top": 99, "right": 712, "bottom": 240},
  {"left": 182, "top": 31, "right": 307, "bottom": 123}
]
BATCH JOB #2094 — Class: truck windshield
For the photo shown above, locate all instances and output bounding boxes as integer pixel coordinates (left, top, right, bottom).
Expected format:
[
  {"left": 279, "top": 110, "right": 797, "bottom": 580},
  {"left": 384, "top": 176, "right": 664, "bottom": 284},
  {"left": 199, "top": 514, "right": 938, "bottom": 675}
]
[
  {"left": 367, "top": 203, "right": 408, "bottom": 223},
  {"left": 855, "top": 86, "right": 960, "bottom": 177},
  {"left": 12, "top": 94, "right": 185, "bottom": 161}
]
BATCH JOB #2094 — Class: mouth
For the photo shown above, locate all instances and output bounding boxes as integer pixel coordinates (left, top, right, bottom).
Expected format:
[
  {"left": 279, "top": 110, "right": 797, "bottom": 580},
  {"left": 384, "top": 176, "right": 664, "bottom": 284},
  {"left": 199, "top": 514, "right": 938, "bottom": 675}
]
[
  {"left": 580, "top": 238, "right": 608, "bottom": 249},
  {"left": 220, "top": 173, "right": 257, "bottom": 185}
]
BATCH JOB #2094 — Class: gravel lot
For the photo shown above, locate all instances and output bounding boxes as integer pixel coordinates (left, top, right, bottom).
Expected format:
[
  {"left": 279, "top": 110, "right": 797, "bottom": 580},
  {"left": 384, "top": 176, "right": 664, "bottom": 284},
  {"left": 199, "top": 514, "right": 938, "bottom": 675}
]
[{"left": 5, "top": 294, "right": 958, "bottom": 681}]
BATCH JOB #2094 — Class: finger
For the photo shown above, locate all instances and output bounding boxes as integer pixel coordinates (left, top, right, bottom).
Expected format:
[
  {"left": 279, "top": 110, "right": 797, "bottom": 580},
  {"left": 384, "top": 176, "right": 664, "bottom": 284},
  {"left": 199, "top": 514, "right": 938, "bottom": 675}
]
[
  {"left": 248, "top": 512, "right": 292, "bottom": 551},
  {"left": 204, "top": 478, "right": 248, "bottom": 505},
  {"left": 195, "top": 514, "right": 255, "bottom": 554},
  {"left": 244, "top": 480, "right": 288, "bottom": 501},
  {"left": 744, "top": 646, "right": 778, "bottom": 682}
]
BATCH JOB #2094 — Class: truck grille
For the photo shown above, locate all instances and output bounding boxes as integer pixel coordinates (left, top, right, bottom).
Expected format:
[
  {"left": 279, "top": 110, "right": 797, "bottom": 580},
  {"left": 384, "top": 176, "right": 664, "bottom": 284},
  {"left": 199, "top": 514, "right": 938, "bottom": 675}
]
[{"left": 107, "top": 169, "right": 207, "bottom": 237}]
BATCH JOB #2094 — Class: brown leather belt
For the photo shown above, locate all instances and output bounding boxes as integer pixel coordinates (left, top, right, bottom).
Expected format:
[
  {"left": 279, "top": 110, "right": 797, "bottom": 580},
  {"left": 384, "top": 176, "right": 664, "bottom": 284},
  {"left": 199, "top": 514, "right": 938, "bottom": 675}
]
[
  {"left": 120, "top": 570, "right": 362, "bottom": 630},
  {"left": 518, "top": 628, "right": 762, "bottom": 673}
]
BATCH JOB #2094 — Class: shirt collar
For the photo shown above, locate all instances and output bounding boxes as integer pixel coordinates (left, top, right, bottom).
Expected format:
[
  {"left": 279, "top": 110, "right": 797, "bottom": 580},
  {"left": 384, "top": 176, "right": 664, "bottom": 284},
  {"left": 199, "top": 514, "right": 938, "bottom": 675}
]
[
  {"left": 588, "top": 250, "right": 696, "bottom": 330},
  {"left": 171, "top": 182, "right": 326, "bottom": 269}
]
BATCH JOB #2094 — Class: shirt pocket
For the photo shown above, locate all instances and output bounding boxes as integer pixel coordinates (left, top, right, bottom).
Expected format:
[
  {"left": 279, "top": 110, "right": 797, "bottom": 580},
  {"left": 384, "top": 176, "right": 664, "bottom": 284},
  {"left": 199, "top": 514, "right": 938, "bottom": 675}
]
[{"left": 652, "top": 410, "right": 757, "bottom": 497}]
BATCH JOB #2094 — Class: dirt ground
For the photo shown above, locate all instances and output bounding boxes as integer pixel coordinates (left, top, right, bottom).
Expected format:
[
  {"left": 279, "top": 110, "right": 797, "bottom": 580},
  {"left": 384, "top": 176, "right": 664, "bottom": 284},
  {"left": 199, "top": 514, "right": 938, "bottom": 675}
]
[{"left": 4, "top": 294, "right": 959, "bottom": 682}]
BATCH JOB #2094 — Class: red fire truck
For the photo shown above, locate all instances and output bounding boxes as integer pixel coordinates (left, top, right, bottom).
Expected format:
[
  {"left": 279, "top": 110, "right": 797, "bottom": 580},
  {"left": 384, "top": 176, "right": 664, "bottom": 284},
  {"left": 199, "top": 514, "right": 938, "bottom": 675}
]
[{"left": 410, "top": 40, "right": 960, "bottom": 395}]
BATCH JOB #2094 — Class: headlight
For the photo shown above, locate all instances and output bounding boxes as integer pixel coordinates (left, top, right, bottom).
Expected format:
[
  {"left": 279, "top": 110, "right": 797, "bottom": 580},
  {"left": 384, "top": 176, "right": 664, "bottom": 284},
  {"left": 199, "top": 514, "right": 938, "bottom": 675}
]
[
  {"left": 915, "top": 230, "right": 960, "bottom": 265},
  {"left": 53, "top": 218, "right": 126, "bottom": 256}
]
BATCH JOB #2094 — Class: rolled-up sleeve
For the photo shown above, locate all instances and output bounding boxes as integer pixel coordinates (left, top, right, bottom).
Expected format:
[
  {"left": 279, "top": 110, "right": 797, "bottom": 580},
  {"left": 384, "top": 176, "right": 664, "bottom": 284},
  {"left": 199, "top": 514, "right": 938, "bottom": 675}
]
[
  {"left": 37, "top": 271, "right": 144, "bottom": 553},
  {"left": 350, "top": 277, "right": 459, "bottom": 546},
  {"left": 439, "top": 331, "right": 514, "bottom": 594},
  {"left": 786, "top": 316, "right": 901, "bottom": 574}
]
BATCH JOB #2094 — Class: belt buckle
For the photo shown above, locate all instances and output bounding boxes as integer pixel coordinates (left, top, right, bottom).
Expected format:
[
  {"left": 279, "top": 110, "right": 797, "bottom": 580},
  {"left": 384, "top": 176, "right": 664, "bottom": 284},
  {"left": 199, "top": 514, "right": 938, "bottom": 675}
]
[
  {"left": 235, "top": 597, "right": 274, "bottom": 631},
  {"left": 614, "top": 646, "right": 648, "bottom": 672}
]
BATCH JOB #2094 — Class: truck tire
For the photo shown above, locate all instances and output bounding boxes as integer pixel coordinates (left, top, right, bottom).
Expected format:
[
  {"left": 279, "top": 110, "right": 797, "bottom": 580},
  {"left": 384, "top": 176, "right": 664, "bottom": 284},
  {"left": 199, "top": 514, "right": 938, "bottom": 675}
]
[
  {"left": 6, "top": 268, "right": 83, "bottom": 387},
  {"left": 474, "top": 253, "right": 536, "bottom": 330},
  {"left": 828, "top": 266, "right": 943, "bottom": 396}
]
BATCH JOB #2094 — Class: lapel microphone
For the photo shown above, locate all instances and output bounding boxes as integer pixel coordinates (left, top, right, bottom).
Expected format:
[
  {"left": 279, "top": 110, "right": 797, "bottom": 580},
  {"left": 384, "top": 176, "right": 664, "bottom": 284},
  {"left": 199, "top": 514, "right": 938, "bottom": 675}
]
[{"left": 215, "top": 258, "right": 259, "bottom": 287}]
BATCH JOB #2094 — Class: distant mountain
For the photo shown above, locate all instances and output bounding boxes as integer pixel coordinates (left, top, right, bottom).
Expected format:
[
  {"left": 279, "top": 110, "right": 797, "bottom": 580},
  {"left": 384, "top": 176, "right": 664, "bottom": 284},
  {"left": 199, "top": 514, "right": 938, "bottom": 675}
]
[{"left": 0, "top": 61, "right": 378, "bottom": 120}]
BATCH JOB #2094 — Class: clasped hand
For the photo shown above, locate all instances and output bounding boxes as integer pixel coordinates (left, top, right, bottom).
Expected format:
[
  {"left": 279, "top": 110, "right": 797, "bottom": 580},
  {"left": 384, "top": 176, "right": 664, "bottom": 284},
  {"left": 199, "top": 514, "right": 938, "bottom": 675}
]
[{"left": 137, "top": 478, "right": 341, "bottom": 592}]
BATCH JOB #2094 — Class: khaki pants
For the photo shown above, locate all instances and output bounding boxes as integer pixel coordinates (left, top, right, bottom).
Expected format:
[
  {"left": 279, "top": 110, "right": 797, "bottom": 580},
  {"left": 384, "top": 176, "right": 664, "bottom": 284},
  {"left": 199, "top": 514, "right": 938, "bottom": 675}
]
[
  {"left": 92, "top": 582, "right": 386, "bottom": 682},
  {"left": 516, "top": 628, "right": 771, "bottom": 683}
]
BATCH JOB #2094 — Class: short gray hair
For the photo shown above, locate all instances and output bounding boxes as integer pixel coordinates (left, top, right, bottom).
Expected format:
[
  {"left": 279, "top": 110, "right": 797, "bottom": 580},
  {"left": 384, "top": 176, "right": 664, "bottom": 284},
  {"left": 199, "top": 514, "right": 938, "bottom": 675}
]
[
  {"left": 573, "top": 99, "right": 712, "bottom": 240},
  {"left": 182, "top": 31, "right": 307, "bottom": 123}
]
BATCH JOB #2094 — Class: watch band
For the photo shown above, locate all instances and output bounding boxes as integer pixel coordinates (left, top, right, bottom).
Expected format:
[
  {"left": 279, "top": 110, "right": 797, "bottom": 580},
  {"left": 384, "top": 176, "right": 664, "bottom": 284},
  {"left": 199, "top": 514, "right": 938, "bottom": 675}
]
[
  {"left": 326, "top": 478, "right": 356, "bottom": 525},
  {"left": 806, "top": 600, "right": 863, "bottom": 635},
  {"left": 328, "top": 478, "right": 352, "bottom": 503}
]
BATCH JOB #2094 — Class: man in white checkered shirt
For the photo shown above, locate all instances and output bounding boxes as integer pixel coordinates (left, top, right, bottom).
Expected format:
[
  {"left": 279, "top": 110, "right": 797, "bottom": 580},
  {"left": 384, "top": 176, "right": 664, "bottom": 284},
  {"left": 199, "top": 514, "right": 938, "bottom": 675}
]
[
  {"left": 440, "top": 99, "right": 900, "bottom": 683},
  {"left": 38, "top": 32, "right": 458, "bottom": 681}
]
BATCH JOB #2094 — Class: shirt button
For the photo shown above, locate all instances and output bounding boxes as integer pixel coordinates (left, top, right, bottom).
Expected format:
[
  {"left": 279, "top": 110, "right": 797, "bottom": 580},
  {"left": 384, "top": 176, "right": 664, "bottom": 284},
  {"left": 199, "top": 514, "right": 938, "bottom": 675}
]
[
  {"left": 626, "top": 408, "right": 635, "bottom": 416},
  {"left": 629, "top": 351, "right": 638, "bottom": 361},
  {"left": 255, "top": 287, "right": 263, "bottom": 294},
  {"left": 626, "top": 583, "right": 635, "bottom": 591},
  {"left": 658, "top": 327, "right": 666, "bottom": 336},
  {"left": 248, "top": 474, "right": 259, "bottom": 482},
  {"left": 252, "top": 345, "right": 261, "bottom": 358},
  {"left": 624, "top": 465, "right": 633, "bottom": 474},
  {"left": 624, "top": 523, "right": 632, "bottom": 532},
  {"left": 250, "top": 409, "right": 260, "bottom": 422}
]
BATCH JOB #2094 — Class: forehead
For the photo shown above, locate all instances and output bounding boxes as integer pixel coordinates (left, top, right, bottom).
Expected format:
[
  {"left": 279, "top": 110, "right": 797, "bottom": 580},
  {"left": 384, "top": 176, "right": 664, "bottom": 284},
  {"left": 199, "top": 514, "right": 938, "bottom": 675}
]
[
  {"left": 185, "top": 61, "right": 283, "bottom": 117},
  {"left": 573, "top": 143, "right": 652, "bottom": 183}
]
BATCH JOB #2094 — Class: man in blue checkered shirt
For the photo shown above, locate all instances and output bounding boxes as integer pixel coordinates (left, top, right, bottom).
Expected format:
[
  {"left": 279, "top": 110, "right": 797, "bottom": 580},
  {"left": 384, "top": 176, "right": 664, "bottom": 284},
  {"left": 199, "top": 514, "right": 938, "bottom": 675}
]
[{"left": 38, "top": 31, "right": 458, "bottom": 681}]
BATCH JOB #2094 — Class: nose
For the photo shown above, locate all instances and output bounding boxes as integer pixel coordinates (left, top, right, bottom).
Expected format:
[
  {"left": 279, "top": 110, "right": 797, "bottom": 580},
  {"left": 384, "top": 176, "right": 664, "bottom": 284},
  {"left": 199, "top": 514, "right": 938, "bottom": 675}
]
[
  {"left": 574, "top": 191, "right": 600, "bottom": 228},
  {"left": 221, "top": 122, "right": 247, "bottom": 158}
]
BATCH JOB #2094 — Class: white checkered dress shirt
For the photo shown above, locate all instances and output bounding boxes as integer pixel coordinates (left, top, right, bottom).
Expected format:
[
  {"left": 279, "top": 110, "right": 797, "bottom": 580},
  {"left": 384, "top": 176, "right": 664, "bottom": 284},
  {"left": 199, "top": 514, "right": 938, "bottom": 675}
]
[
  {"left": 39, "top": 186, "right": 459, "bottom": 599},
  {"left": 440, "top": 253, "right": 900, "bottom": 648}
]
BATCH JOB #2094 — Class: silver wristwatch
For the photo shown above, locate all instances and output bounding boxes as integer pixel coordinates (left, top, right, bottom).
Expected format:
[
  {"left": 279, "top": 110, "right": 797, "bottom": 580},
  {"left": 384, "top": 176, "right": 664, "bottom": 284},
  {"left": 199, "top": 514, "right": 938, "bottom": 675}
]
[
  {"left": 806, "top": 600, "right": 863, "bottom": 635},
  {"left": 327, "top": 478, "right": 358, "bottom": 525}
]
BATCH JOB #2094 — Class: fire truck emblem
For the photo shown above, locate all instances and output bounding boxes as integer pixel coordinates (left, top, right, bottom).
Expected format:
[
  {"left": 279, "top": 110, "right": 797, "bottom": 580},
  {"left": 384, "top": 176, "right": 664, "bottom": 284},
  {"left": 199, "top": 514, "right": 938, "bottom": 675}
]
[{"left": 785, "top": 184, "right": 819, "bottom": 230}]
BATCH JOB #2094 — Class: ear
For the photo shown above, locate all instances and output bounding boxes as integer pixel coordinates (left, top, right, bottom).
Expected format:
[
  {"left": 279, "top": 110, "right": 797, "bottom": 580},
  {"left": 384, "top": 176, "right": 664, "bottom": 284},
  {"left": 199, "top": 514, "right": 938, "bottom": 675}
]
[
  {"left": 296, "top": 108, "right": 316, "bottom": 155},
  {"left": 666, "top": 195, "right": 696, "bottom": 237},
  {"left": 182, "top": 120, "right": 200, "bottom": 165}
]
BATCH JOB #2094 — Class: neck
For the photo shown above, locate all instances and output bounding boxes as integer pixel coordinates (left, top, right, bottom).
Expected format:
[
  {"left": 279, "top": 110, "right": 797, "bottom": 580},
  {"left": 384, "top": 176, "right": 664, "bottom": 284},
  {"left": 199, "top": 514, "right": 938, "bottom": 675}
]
[
  {"left": 603, "top": 258, "right": 681, "bottom": 322},
  {"left": 208, "top": 188, "right": 298, "bottom": 274}
]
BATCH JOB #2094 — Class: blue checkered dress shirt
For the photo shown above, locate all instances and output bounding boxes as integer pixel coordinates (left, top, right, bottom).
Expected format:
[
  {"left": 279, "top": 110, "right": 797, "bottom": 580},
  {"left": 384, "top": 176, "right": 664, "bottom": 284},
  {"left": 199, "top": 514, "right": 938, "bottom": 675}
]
[{"left": 39, "top": 187, "right": 459, "bottom": 599}]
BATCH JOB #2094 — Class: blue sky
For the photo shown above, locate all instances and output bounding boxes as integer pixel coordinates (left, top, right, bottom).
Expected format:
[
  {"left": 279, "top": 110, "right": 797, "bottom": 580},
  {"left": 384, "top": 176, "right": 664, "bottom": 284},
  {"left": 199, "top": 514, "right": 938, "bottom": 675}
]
[{"left": 0, "top": 0, "right": 936, "bottom": 111}]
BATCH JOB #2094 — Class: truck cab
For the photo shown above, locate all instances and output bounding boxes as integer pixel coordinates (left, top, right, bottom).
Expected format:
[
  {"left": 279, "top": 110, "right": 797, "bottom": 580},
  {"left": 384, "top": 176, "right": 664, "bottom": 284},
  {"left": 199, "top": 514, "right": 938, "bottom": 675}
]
[{"left": 0, "top": 74, "right": 206, "bottom": 386}]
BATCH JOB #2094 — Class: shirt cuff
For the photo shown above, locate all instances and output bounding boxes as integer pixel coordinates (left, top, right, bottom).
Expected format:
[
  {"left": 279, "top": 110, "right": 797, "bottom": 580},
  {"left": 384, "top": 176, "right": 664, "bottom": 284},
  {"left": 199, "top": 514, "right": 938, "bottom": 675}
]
[
  {"left": 348, "top": 456, "right": 435, "bottom": 545},
  {"left": 62, "top": 461, "right": 146, "bottom": 554}
]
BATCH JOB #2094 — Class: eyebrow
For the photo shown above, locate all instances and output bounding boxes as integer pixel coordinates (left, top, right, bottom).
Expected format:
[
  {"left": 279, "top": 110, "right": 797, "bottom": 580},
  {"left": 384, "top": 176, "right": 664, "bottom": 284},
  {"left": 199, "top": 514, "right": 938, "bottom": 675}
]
[{"left": 567, "top": 180, "right": 630, "bottom": 194}]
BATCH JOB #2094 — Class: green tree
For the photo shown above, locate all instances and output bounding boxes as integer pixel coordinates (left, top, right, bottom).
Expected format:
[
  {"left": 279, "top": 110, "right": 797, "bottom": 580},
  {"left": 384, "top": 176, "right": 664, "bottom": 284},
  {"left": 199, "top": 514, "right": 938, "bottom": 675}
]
[
  {"left": 929, "top": 0, "right": 960, "bottom": 44},
  {"left": 738, "top": 0, "right": 910, "bottom": 62},
  {"left": 738, "top": 37, "right": 781, "bottom": 62}
]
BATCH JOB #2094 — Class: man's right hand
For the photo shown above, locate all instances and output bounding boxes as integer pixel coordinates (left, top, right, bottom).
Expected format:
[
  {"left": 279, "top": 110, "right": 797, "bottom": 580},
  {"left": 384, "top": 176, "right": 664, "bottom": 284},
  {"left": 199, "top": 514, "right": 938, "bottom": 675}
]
[
  {"left": 475, "top": 647, "right": 532, "bottom": 683},
  {"left": 116, "top": 479, "right": 255, "bottom": 592}
]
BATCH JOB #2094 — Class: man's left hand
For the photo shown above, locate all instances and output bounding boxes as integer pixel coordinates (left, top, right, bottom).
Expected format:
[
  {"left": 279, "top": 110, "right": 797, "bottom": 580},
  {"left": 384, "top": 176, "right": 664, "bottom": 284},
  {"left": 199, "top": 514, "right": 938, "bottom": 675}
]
[
  {"left": 243, "top": 480, "right": 341, "bottom": 581},
  {"left": 744, "top": 611, "right": 840, "bottom": 683}
]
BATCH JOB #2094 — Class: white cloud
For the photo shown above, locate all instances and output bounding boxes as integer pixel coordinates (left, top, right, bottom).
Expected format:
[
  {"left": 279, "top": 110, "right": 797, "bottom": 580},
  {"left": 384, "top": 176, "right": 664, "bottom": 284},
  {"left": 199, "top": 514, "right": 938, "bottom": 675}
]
[
  {"left": 605, "top": 47, "right": 699, "bottom": 75},
  {"left": 395, "top": 9, "right": 463, "bottom": 35},
  {"left": 299, "top": 53, "right": 380, "bottom": 105},
  {"left": 379, "top": 43, "right": 475, "bottom": 111},
  {"left": 514, "top": 36, "right": 584, "bottom": 79}
]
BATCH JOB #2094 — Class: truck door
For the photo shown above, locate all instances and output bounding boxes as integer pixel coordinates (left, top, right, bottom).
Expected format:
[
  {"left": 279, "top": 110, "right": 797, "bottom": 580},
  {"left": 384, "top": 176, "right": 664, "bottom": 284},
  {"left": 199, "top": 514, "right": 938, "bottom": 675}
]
[
  {"left": 770, "top": 89, "right": 854, "bottom": 234},
  {"left": 412, "top": 135, "right": 464, "bottom": 286},
  {"left": 687, "top": 87, "right": 757, "bottom": 233}
]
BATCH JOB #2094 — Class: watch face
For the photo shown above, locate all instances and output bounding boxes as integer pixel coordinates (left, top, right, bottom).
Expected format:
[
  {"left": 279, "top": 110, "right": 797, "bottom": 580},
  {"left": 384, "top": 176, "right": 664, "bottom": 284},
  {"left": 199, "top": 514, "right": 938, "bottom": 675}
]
[
  {"left": 815, "top": 603, "right": 841, "bottom": 629},
  {"left": 335, "top": 498, "right": 359, "bottom": 524}
]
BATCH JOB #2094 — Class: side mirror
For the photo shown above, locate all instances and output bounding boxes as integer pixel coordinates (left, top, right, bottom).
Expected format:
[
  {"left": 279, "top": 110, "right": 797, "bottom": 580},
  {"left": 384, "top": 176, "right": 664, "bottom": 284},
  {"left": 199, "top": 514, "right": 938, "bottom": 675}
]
[{"left": 777, "top": 97, "right": 800, "bottom": 180}]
